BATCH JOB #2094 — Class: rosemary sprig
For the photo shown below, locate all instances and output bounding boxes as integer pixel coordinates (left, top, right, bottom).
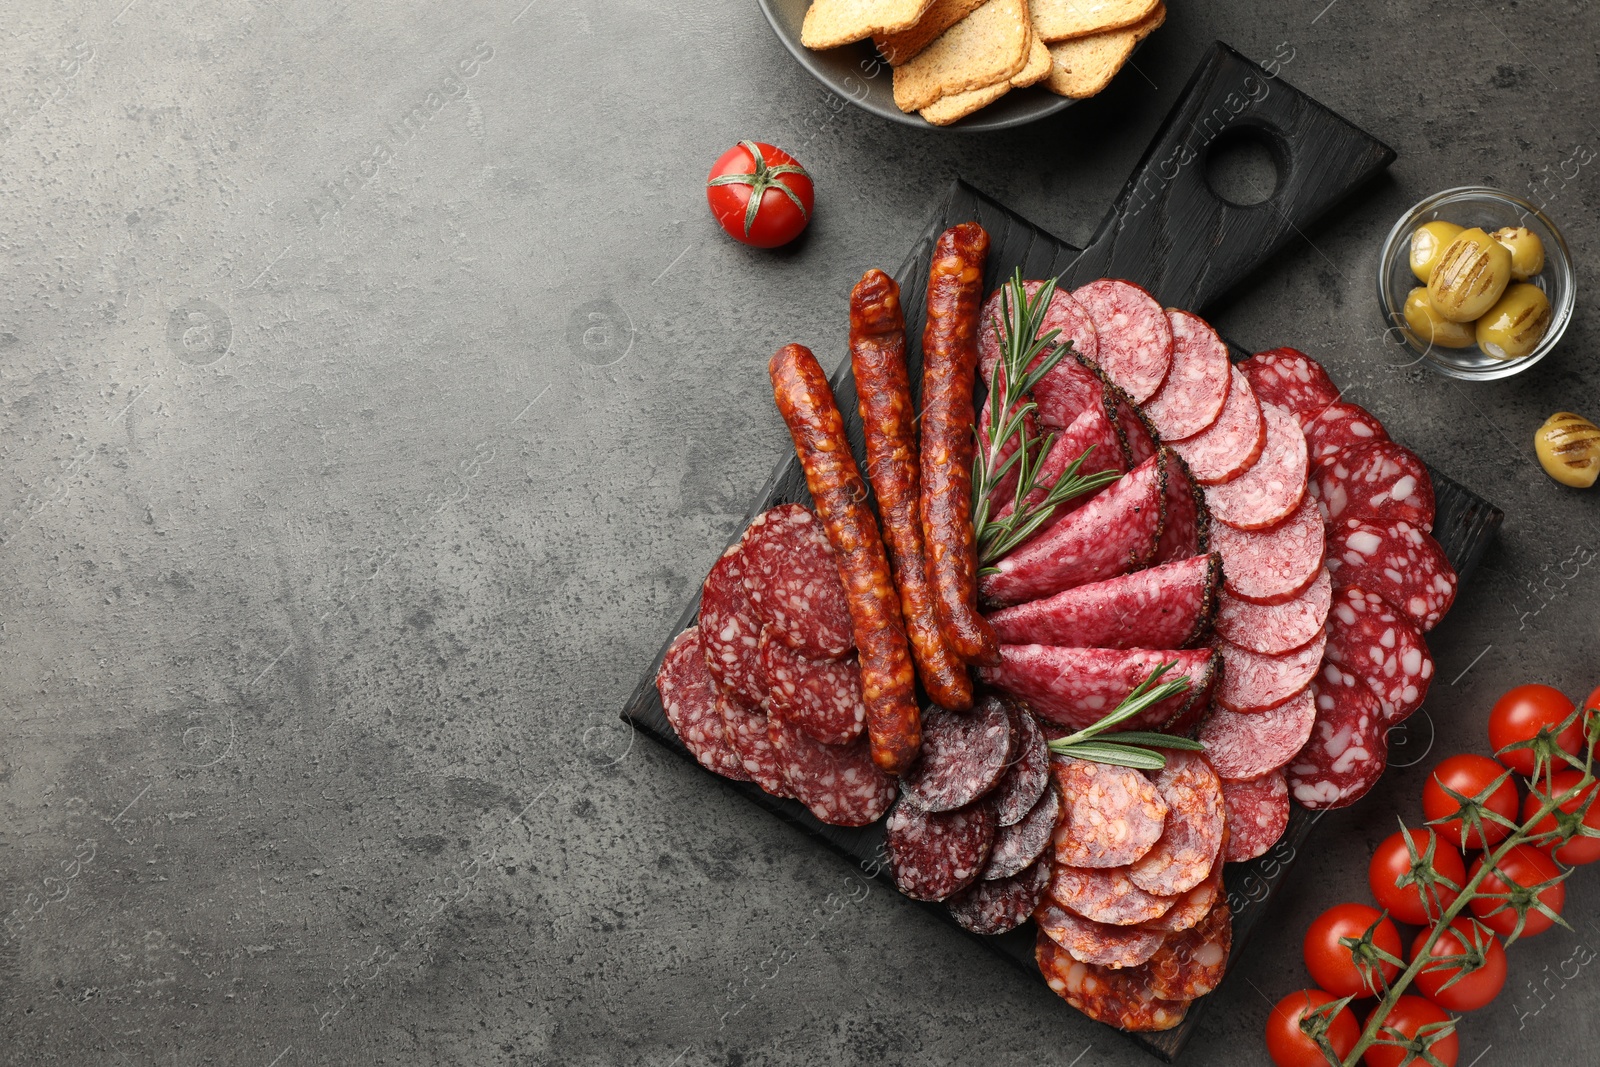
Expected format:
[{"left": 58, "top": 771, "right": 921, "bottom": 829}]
[{"left": 1046, "top": 664, "right": 1201, "bottom": 771}]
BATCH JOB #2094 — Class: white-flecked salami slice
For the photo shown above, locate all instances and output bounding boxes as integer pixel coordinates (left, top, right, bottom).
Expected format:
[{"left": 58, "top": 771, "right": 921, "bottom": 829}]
[
  {"left": 885, "top": 795, "right": 996, "bottom": 902},
  {"left": 948, "top": 855, "right": 1051, "bottom": 935},
  {"left": 1128, "top": 752, "right": 1226, "bottom": 896},
  {"left": 1157, "top": 651, "right": 1223, "bottom": 737},
  {"left": 758, "top": 629, "right": 866, "bottom": 745},
  {"left": 1326, "top": 518, "right": 1457, "bottom": 632},
  {"left": 1143, "top": 310, "right": 1230, "bottom": 440},
  {"left": 1049, "top": 863, "right": 1175, "bottom": 926},
  {"left": 1210, "top": 496, "right": 1325, "bottom": 605},
  {"left": 1214, "top": 567, "right": 1332, "bottom": 655},
  {"left": 993, "top": 401, "right": 1127, "bottom": 527},
  {"left": 1324, "top": 586, "right": 1435, "bottom": 725},
  {"left": 720, "top": 697, "right": 791, "bottom": 797},
  {"left": 1221, "top": 770, "right": 1291, "bottom": 861},
  {"left": 1201, "top": 688, "right": 1317, "bottom": 780},
  {"left": 1304, "top": 401, "right": 1391, "bottom": 470},
  {"left": 1173, "top": 366, "right": 1266, "bottom": 484},
  {"left": 1205, "top": 404, "right": 1309, "bottom": 531},
  {"left": 699, "top": 544, "right": 767, "bottom": 707},
  {"left": 900, "top": 699, "right": 1013, "bottom": 812},
  {"left": 1311, "top": 441, "right": 1436, "bottom": 533},
  {"left": 1035, "top": 932, "right": 1189, "bottom": 1032},
  {"left": 978, "top": 284, "right": 1102, "bottom": 429},
  {"left": 1073, "top": 279, "right": 1173, "bottom": 403},
  {"left": 1155, "top": 447, "right": 1208, "bottom": 563},
  {"left": 1145, "top": 856, "right": 1222, "bottom": 933},
  {"left": 982, "top": 646, "right": 1213, "bottom": 730},
  {"left": 657, "top": 628, "right": 752, "bottom": 781},
  {"left": 1108, "top": 386, "right": 1161, "bottom": 466},
  {"left": 767, "top": 703, "right": 895, "bottom": 826},
  {"left": 991, "top": 703, "right": 1051, "bottom": 826},
  {"left": 986, "top": 554, "right": 1220, "bottom": 651},
  {"left": 1213, "top": 632, "right": 1327, "bottom": 713},
  {"left": 1146, "top": 901, "right": 1231, "bottom": 999},
  {"left": 1240, "top": 348, "right": 1341, "bottom": 426},
  {"left": 1287, "top": 667, "right": 1389, "bottom": 810},
  {"left": 984, "top": 784, "right": 1060, "bottom": 880},
  {"left": 1052, "top": 757, "right": 1170, "bottom": 868},
  {"left": 980, "top": 401, "right": 1036, "bottom": 509},
  {"left": 739, "top": 504, "right": 853, "bottom": 660},
  {"left": 1035, "top": 899, "right": 1168, "bottom": 968}
]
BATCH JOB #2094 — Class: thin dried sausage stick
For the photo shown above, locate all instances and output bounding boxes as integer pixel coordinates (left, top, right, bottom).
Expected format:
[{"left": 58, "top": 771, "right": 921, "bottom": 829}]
[
  {"left": 919, "top": 223, "right": 1000, "bottom": 666},
  {"left": 849, "top": 269, "right": 974, "bottom": 711},
  {"left": 769, "top": 343, "right": 922, "bottom": 775}
]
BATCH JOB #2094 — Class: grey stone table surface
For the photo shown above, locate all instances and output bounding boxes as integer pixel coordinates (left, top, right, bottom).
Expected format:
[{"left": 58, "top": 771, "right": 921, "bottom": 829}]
[{"left": 3, "top": 1, "right": 1599, "bottom": 1065}]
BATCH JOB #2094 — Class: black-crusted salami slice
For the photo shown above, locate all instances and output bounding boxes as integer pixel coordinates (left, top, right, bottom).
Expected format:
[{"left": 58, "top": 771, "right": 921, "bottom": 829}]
[
  {"left": 991, "top": 703, "right": 1050, "bottom": 826},
  {"left": 1049, "top": 863, "right": 1175, "bottom": 926},
  {"left": 986, "top": 554, "right": 1220, "bottom": 651},
  {"left": 1143, "top": 310, "right": 1230, "bottom": 440},
  {"left": 1173, "top": 366, "right": 1266, "bottom": 485},
  {"left": 1326, "top": 518, "right": 1457, "bottom": 632},
  {"left": 1155, "top": 447, "right": 1208, "bottom": 563},
  {"left": 1073, "top": 279, "right": 1173, "bottom": 404},
  {"left": 978, "top": 283, "right": 1102, "bottom": 429},
  {"left": 1109, "top": 386, "right": 1161, "bottom": 466},
  {"left": 1215, "top": 567, "right": 1332, "bottom": 655},
  {"left": 1052, "top": 757, "right": 1170, "bottom": 868},
  {"left": 720, "top": 697, "right": 792, "bottom": 797},
  {"left": 1210, "top": 496, "right": 1325, "bottom": 605},
  {"left": 983, "top": 785, "right": 1060, "bottom": 880},
  {"left": 1035, "top": 932, "right": 1189, "bottom": 1032},
  {"left": 699, "top": 544, "right": 768, "bottom": 707},
  {"left": 1201, "top": 688, "right": 1317, "bottom": 780},
  {"left": 1145, "top": 856, "right": 1222, "bottom": 933},
  {"left": 767, "top": 704, "right": 895, "bottom": 826},
  {"left": 1205, "top": 403, "right": 1309, "bottom": 531},
  {"left": 1311, "top": 441, "right": 1436, "bottom": 533},
  {"left": 1287, "top": 668, "right": 1389, "bottom": 810},
  {"left": 757, "top": 629, "right": 867, "bottom": 745},
  {"left": 885, "top": 795, "right": 997, "bottom": 901},
  {"left": 948, "top": 855, "right": 1051, "bottom": 935},
  {"left": 1128, "top": 752, "right": 1226, "bottom": 896},
  {"left": 1241, "top": 348, "right": 1341, "bottom": 425},
  {"left": 1035, "top": 899, "right": 1168, "bottom": 968},
  {"left": 1324, "top": 586, "right": 1435, "bottom": 725},
  {"left": 1213, "top": 632, "right": 1326, "bottom": 714},
  {"left": 739, "top": 504, "right": 853, "bottom": 660},
  {"left": 1146, "top": 901, "right": 1231, "bottom": 1000},
  {"left": 900, "top": 698, "right": 1013, "bottom": 812},
  {"left": 1304, "top": 400, "right": 1390, "bottom": 469},
  {"left": 1160, "top": 651, "right": 1223, "bottom": 737},
  {"left": 981, "top": 646, "right": 1213, "bottom": 730},
  {"left": 992, "top": 401, "right": 1127, "bottom": 526},
  {"left": 657, "top": 627, "right": 752, "bottom": 781},
  {"left": 1221, "top": 770, "right": 1291, "bottom": 861}
]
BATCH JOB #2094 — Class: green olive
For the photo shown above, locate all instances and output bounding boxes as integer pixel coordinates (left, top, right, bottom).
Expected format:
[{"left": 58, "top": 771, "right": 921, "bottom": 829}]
[
  {"left": 1402, "top": 287, "right": 1476, "bottom": 348},
  {"left": 1535, "top": 412, "right": 1600, "bottom": 488},
  {"left": 1475, "top": 282, "right": 1552, "bottom": 360},
  {"left": 1409, "top": 221, "right": 1464, "bottom": 283},
  {"left": 1428, "top": 227, "right": 1513, "bottom": 322},
  {"left": 1491, "top": 226, "right": 1546, "bottom": 281}
]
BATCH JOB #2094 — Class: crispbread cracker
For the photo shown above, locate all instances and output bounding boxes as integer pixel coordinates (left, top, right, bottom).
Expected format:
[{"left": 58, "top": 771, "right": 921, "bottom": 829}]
[
  {"left": 920, "top": 80, "right": 1013, "bottom": 125},
  {"left": 891, "top": 0, "right": 1031, "bottom": 113},
  {"left": 1028, "top": 0, "right": 1159, "bottom": 42},
  {"left": 1010, "top": 30, "right": 1051, "bottom": 87},
  {"left": 1044, "top": 3, "right": 1163, "bottom": 98},
  {"left": 874, "top": 0, "right": 987, "bottom": 65},
  {"left": 802, "top": 0, "right": 936, "bottom": 49}
]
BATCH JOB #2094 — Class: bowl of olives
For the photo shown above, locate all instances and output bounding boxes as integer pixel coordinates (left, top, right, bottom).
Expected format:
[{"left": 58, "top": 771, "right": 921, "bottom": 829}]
[{"left": 1377, "top": 186, "right": 1574, "bottom": 380}]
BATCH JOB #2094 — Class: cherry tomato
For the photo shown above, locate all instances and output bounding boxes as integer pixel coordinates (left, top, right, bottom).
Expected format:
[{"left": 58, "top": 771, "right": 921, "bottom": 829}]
[
  {"left": 1422, "top": 754, "right": 1520, "bottom": 849},
  {"left": 1523, "top": 770, "right": 1600, "bottom": 864},
  {"left": 1368, "top": 828, "right": 1467, "bottom": 925},
  {"left": 1468, "top": 844, "right": 1566, "bottom": 938},
  {"left": 1265, "top": 988, "right": 1360, "bottom": 1067},
  {"left": 1488, "top": 683, "right": 1580, "bottom": 776},
  {"left": 705, "top": 141, "right": 814, "bottom": 248},
  {"left": 1302, "top": 903, "right": 1403, "bottom": 998},
  {"left": 1585, "top": 682, "right": 1600, "bottom": 714},
  {"left": 1361, "top": 996, "right": 1459, "bottom": 1067},
  {"left": 1410, "top": 919, "right": 1507, "bottom": 1012}
]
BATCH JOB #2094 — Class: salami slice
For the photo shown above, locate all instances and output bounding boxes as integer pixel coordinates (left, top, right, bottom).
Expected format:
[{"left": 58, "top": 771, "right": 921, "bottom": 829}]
[
  {"left": 758, "top": 630, "right": 867, "bottom": 745},
  {"left": 948, "top": 855, "right": 1051, "bottom": 935},
  {"left": 1049, "top": 863, "right": 1175, "bottom": 926},
  {"left": 1173, "top": 366, "right": 1266, "bottom": 485},
  {"left": 1107, "top": 384, "right": 1161, "bottom": 466},
  {"left": 1304, "top": 401, "right": 1391, "bottom": 470},
  {"left": 1052, "top": 757, "right": 1170, "bottom": 868},
  {"left": 1160, "top": 651, "right": 1222, "bottom": 737},
  {"left": 1311, "top": 441, "right": 1436, "bottom": 533},
  {"left": 720, "top": 697, "right": 792, "bottom": 797},
  {"left": 1035, "top": 899, "right": 1167, "bottom": 968},
  {"left": 1205, "top": 404, "right": 1309, "bottom": 531},
  {"left": 885, "top": 795, "right": 996, "bottom": 901},
  {"left": 991, "top": 703, "right": 1050, "bottom": 826},
  {"left": 1214, "top": 567, "right": 1332, "bottom": 655},
  {"left": 1073, "top": 279, "right": 1173, "bottom": 403},
  {"left": 1035, "top": 932, "right": 1189, "bottom": 1032},
  {"left": 1221, "top": 770, "right": 1291, "bottom": 862},
  {"left": 1143, "top": 310, "right": 1230, "bottom": 440},
  {"left": 767, "top": 704, "right": 896, "bottom": 826},
  {"left": 739, "top": 505, "right": 853, "bottom": 660},
  {"left": 899, "top": 698, "right": 1013, "bottom": 812},
  {"left": 992, "top": 401, "right": 1127, "bottom": 525},
  {"left": 978, "top": 284, "right": 1102, "bottom": 429},
  {"left": 1155, "top": 447, "right": 1208, "bottom": 563},
  {"left": 1326, "top": 518, "right": 1457, "bottom": 632},
  {"left": 1287, "top": 668, "right": 1389, "bottom": 810},
  {"left": 699, "top": 544, "right": 768, "bottom": 707},
  {"left": 1200, "top": 688, "right": 1317, "bottom": 780},
  {"left": 980, "top": 401, "right": 1036, "bottom": 508},
  {"left": 981, "top": 646, "right": 1213, "bottom": 730},
  {"left": 1210, "top": 496, "right": 1325, "bottom": 605},
  {"left": 1127, "top": 752, "right": 1226, "bottom": 896},
  {"left": 983, "top": 784, "right": 1061, "bottom": 880},
  {"left": 1145, "top": 857, "right": 1222, "bottom": 933},
  {"left": 1241, "top": 348, "right": 1341, "bottom": 425},
  {"left": 657, "top": 628, "right": 752, "bottom": 781},
  {"left": 980, "top": 455, "right": 1165, "bottom": 607},
  {"left": 1213, "top": 632, "right": 1327, "bottom": 713},
  {"left": 986, "top": 554, "right": 1220, "bottom": 651},
  {"left": 1146, "top": 901, "right": 1231, "bottom": 1000},
  {"left": 1324, "top": 586, "right": 1435, "bottom": 725}
]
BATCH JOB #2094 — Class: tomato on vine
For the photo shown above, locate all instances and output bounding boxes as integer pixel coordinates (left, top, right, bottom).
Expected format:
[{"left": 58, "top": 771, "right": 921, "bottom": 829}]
[
  {"left": 1361, "top": 996, "right": 1459, "bottom": 1067},
  {"left": 705, "top": 141, "right": 814, "bottom": 248},
  {"left": 1422, "top": 754, "right": 1520, "bottom": 849},
  {"left": 1467, "top": 844, "right": 1566, "bottom": 938},
  {"left": 1302, "top": 903, "right": 1403, "bottom": 998},
  {"left": 1264, "top": 989, "right": 1360, "bottom": 1067},
  {"left": 1410, "top": 919, "right": 1507, "bottom": 1012},
  {"left": 1488, "top": 684, "right": 1581, "bottom": 776},
  {"left": 1523, "top": 770, "right": 1600, "bottom": 865}
]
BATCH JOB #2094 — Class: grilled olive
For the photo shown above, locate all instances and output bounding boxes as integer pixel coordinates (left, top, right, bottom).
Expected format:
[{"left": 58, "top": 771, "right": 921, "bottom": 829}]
[
  {"left": 1409, "top": 221, "right": 1464, "bottom": 283},
  {"left": 1490, "top": 226, "right": 1546, "bottom": 281},
  {"left": 1428, "top": 228, "right": 1513, "bottom": 321},
  {"left": 1475, "top": 282, "right": 1552, "bottom": 360},
  {"left": 1534, "top": 412, "right": 1600, "bottom": 488},
  {"left": 1402, "top": 287, "right": 1476, "bottom": 348}
]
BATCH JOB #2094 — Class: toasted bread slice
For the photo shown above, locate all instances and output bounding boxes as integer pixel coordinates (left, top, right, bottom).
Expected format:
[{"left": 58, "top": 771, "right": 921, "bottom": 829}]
[
  {"left": 1029, "top": 0, "right": 1159, "bottom": 42},
  {"left": 920, "top": 80, "right": 1013, "bottom": 125},
  {"left": 1010, "top": 30, "right": 1051, "bottom": 87},
  {"left": 802, "top": 0, "right": 937, "bottom": 49},
  {"left": 891, "top": 0, "right": 1031, "bottom": 113},
  {"left": 874, "top": 0, "right": 987, "bottom": 65},
  {"left": 1043, "top": 3, "right": 1164, "bottom": 98}
]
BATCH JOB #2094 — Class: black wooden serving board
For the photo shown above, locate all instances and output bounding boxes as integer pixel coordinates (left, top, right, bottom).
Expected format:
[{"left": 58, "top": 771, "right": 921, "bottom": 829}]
[{"left": 621, "top": 43, "right": 1504, "bottom": 1062}]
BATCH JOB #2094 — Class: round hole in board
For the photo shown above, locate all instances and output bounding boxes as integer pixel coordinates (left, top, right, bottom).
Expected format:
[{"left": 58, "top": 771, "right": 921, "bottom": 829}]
[{"left": 1204, "top": 127, "right": 1281, "bottom": 207}]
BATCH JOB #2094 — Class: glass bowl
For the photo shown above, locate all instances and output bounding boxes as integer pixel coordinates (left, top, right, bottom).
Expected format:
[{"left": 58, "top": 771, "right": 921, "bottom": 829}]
[{"left": 1376, "top": 187, "right": 1575, "bottom": 380}]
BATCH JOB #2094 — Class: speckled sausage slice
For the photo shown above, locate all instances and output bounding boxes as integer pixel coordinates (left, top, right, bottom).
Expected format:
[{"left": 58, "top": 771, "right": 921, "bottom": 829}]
[
  {"left": 991, "top": 400, "right": 1127, "bottom": 527},
  {"left": 986, "top": 554, "right": 1220, "bottom": 651},
  {"left": 1221, "top": 770, "right": 1291, "bottom": 861},
  {"left": 1142, "top": 310, "right": 1230, "bottom": 440},
  {"left": 1173, "top": 366, "right": 1266, "bottom": 485},
  {"left": 1240, "top": 348, "right": 1341, "bottom": 427},
  {"left": 1128, "top": 751, "right": 1226, "bottom": 896},
  {"left": 979, "top": 283, "right": 1104, "bottom": 429},
  {"left": 767, "top": 702, "right": 897, "bottom": 826},
  {"left": 1205, "top": 404, "right": 1309, "bottom": 531},
  {"left": 719, "top": 697, "right": 792, "bottom": 797},
  {"left": 982, "top": 645, "right": 1213, "bottom": 730},
  {"left": 990, "top": 702, "right": 1051, "bottom": 826},
  {"left": 1049, "top": 863, "right": 1175, "bottom": 926},
  {"left": 1213, "top": 632, "right": 1326, "bottom": 714},
  {"left": 700, "top": 543, "right": 768, "bottom": 707},
  {"left": 885, "top": 795, "right": 997, "bottom": 901},
  {"left": 1073, "top": 279, "right": 1173, "bottom": 404},
  {"left": 899, "top": 698, "right": 1013, "bottom": 812},
  {"left": 1145, "top": 856, "right": 1223, "bottom": 933},
  {"left": 1311, "top": 441, "right": 1436, "bottom": 533},
  {"left": 739, "top": 505, "right": 854, "bottom": 661},
  {"left": 1108, "top": 385, "right": 1162, "bottom": 466},
  {"left": 983, "top": 783, "right": 1060, "bottom": 880},
  {"left": 1034, "top": 899, "right": 1168, "bottom": 968},
  {"left": 1303, "top": 401, "right": 1390, "bottom": 470},
  {"left": 1146, "top": 901, "right": 1231, "bottom": 1000},
  {"left": 1201, "top": 688, "right": 1317, "bottom": 780},
  {"left": 656, "top": 627, "right": 752, "bottom": 781},
  {"left": 1210, "top": 496, "right": 1325, "bottom": 606},
  {"left": 1052, "top": 756, "right": 1170, "bottom": 868},
  {"left": 758, "top": 628, "right": 867, "bottom": 745},
  {"left": 1035, "top": 932, "right": 1189, "bottom": 1031},
  {"left": 947, "top": 855, "right": 1051, "bottom": 935},
  {"left": 1287, "top": 667, "right": 1389, "bottom": 810},
  {"left": 1326, "top": 518, "right": 1457, "bottom": 632},
  {"left": 1155, "top": 447, "right": 1209, "bottom": 563},
  {"left": 1323, "top": 585, "right": 1435, "bottom": 725},
  {"left": 1215, "top": 567, "right": 1332, "bottom": 655}
]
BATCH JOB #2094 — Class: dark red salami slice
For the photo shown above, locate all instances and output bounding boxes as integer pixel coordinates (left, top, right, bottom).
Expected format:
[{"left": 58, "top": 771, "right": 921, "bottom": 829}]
[
  {"left": 1143, "top": 310, "right": 1230, "bottom": 440},
  {"left": 948, "top": 855, "right": 1051, "bottom": 935},
  {"left": 978, "top": 284, "right": 1102, "bottom": 429},
  {"left": 1304, "top": 401, "right": 1391, "bottom": 470},
  {"left": 980, "top": 455, "right": 1164, "bottom": 607},
  {"left": 1204, "top": 404, "right": 1309, "bottom": 531},
  {"left": 1146, "top": 901, "right": 1231, "bottom": 1000},
  {"left": 899, "top": 698, "right": 1012, "bottom": 812},
  {"left": 720, "top": 697, "right": 792, "bottom": 797},
  {"left": 1221, "top": 769, "right": 1291, "bottom": 861},
  {"left": 979, "top": 401, "right": 1036, "bottom": 508},
  {"left": 991, "top": 703, "right": 1050, "bottom": 826},
  {"left": 986, "top": 554, "right": 1220, "bottom": 651},
  {"left": 657, "top": 627, "right": 752, "bottom": 781},
  {"left": 1172, "top": 366, "right": 1266, "bottom": 484},
  {"left": 1200, "top": 688, "right": 1317, "bottom": 780},
  {"left": 992, "top": 401, "right": 1127, "bottom": 525},
  {"left": 1052, "top": 757, "right": 1170, "bottom": 868},
  {"left": 1287, "top": 668, "right": 1389, "bottom": 810},
  {"left": 1035, "top": 899, "right": 1167, "bottom": 968},
  {"left": 1311, "top": 441, "right": 1436, "bottom": 533},
  {"left": 1324, "top": 586, "right": 1435, "bottom": 725},
  {"left": 983, "top": 784, "right": 1060, "bottom": 880},
  {"left": 1159, "top": 651, "right": 1222, "bottom": 737},
  {"left": 1049, "top": 863, "right": 1174, "bottom": 926},
  {"left": 1106, "top": 383, "right": 1160, "bottom": 466},
  {"left": 885, "top": 795, "right": 997, "bottom": 901},
  {"left": 1155, "top": 447, "right": 1208, "bottom": 563},
  {"left": 981, "top": 646, "right": 1213, "bottom": 730},
  {"left": 1128, "top": 751, "right": 1226, "bottom": 896},
  {"left": 1035, "top": 932, "right": 1189, "bottom": 1032},
  {"left": 1214, "top": 567, "right": 1332, "bottom": 655},
  {"left": 699, "top": 544, "right": 768, "bottom": 707},
  {"left": 1210, "top": 496, "right": 1325, "bottom": 605},
  {"left": 758, "top": 629, "right": 866, "bottom": 745},
  {"left": 739, "top": 504, "right": 853, "bottom": 660},
  {"left": 1145, "top": 857, "right": 1222, "bottom": 933},
  {"left": 767, "top": 703, "right": 896, "bottom": 825},
  {"left": 1073, "top": 279, "right": 1173, "bottom": 404},
  {"left": 1326, "top": 518, "right": 1457, "bottom": 632},
  {"left": 1241, "top": 348, "right": 1341, "bottom": 424},
  {"left": 1213, "top": 631, "right": 1326, "bottom": 713}
]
